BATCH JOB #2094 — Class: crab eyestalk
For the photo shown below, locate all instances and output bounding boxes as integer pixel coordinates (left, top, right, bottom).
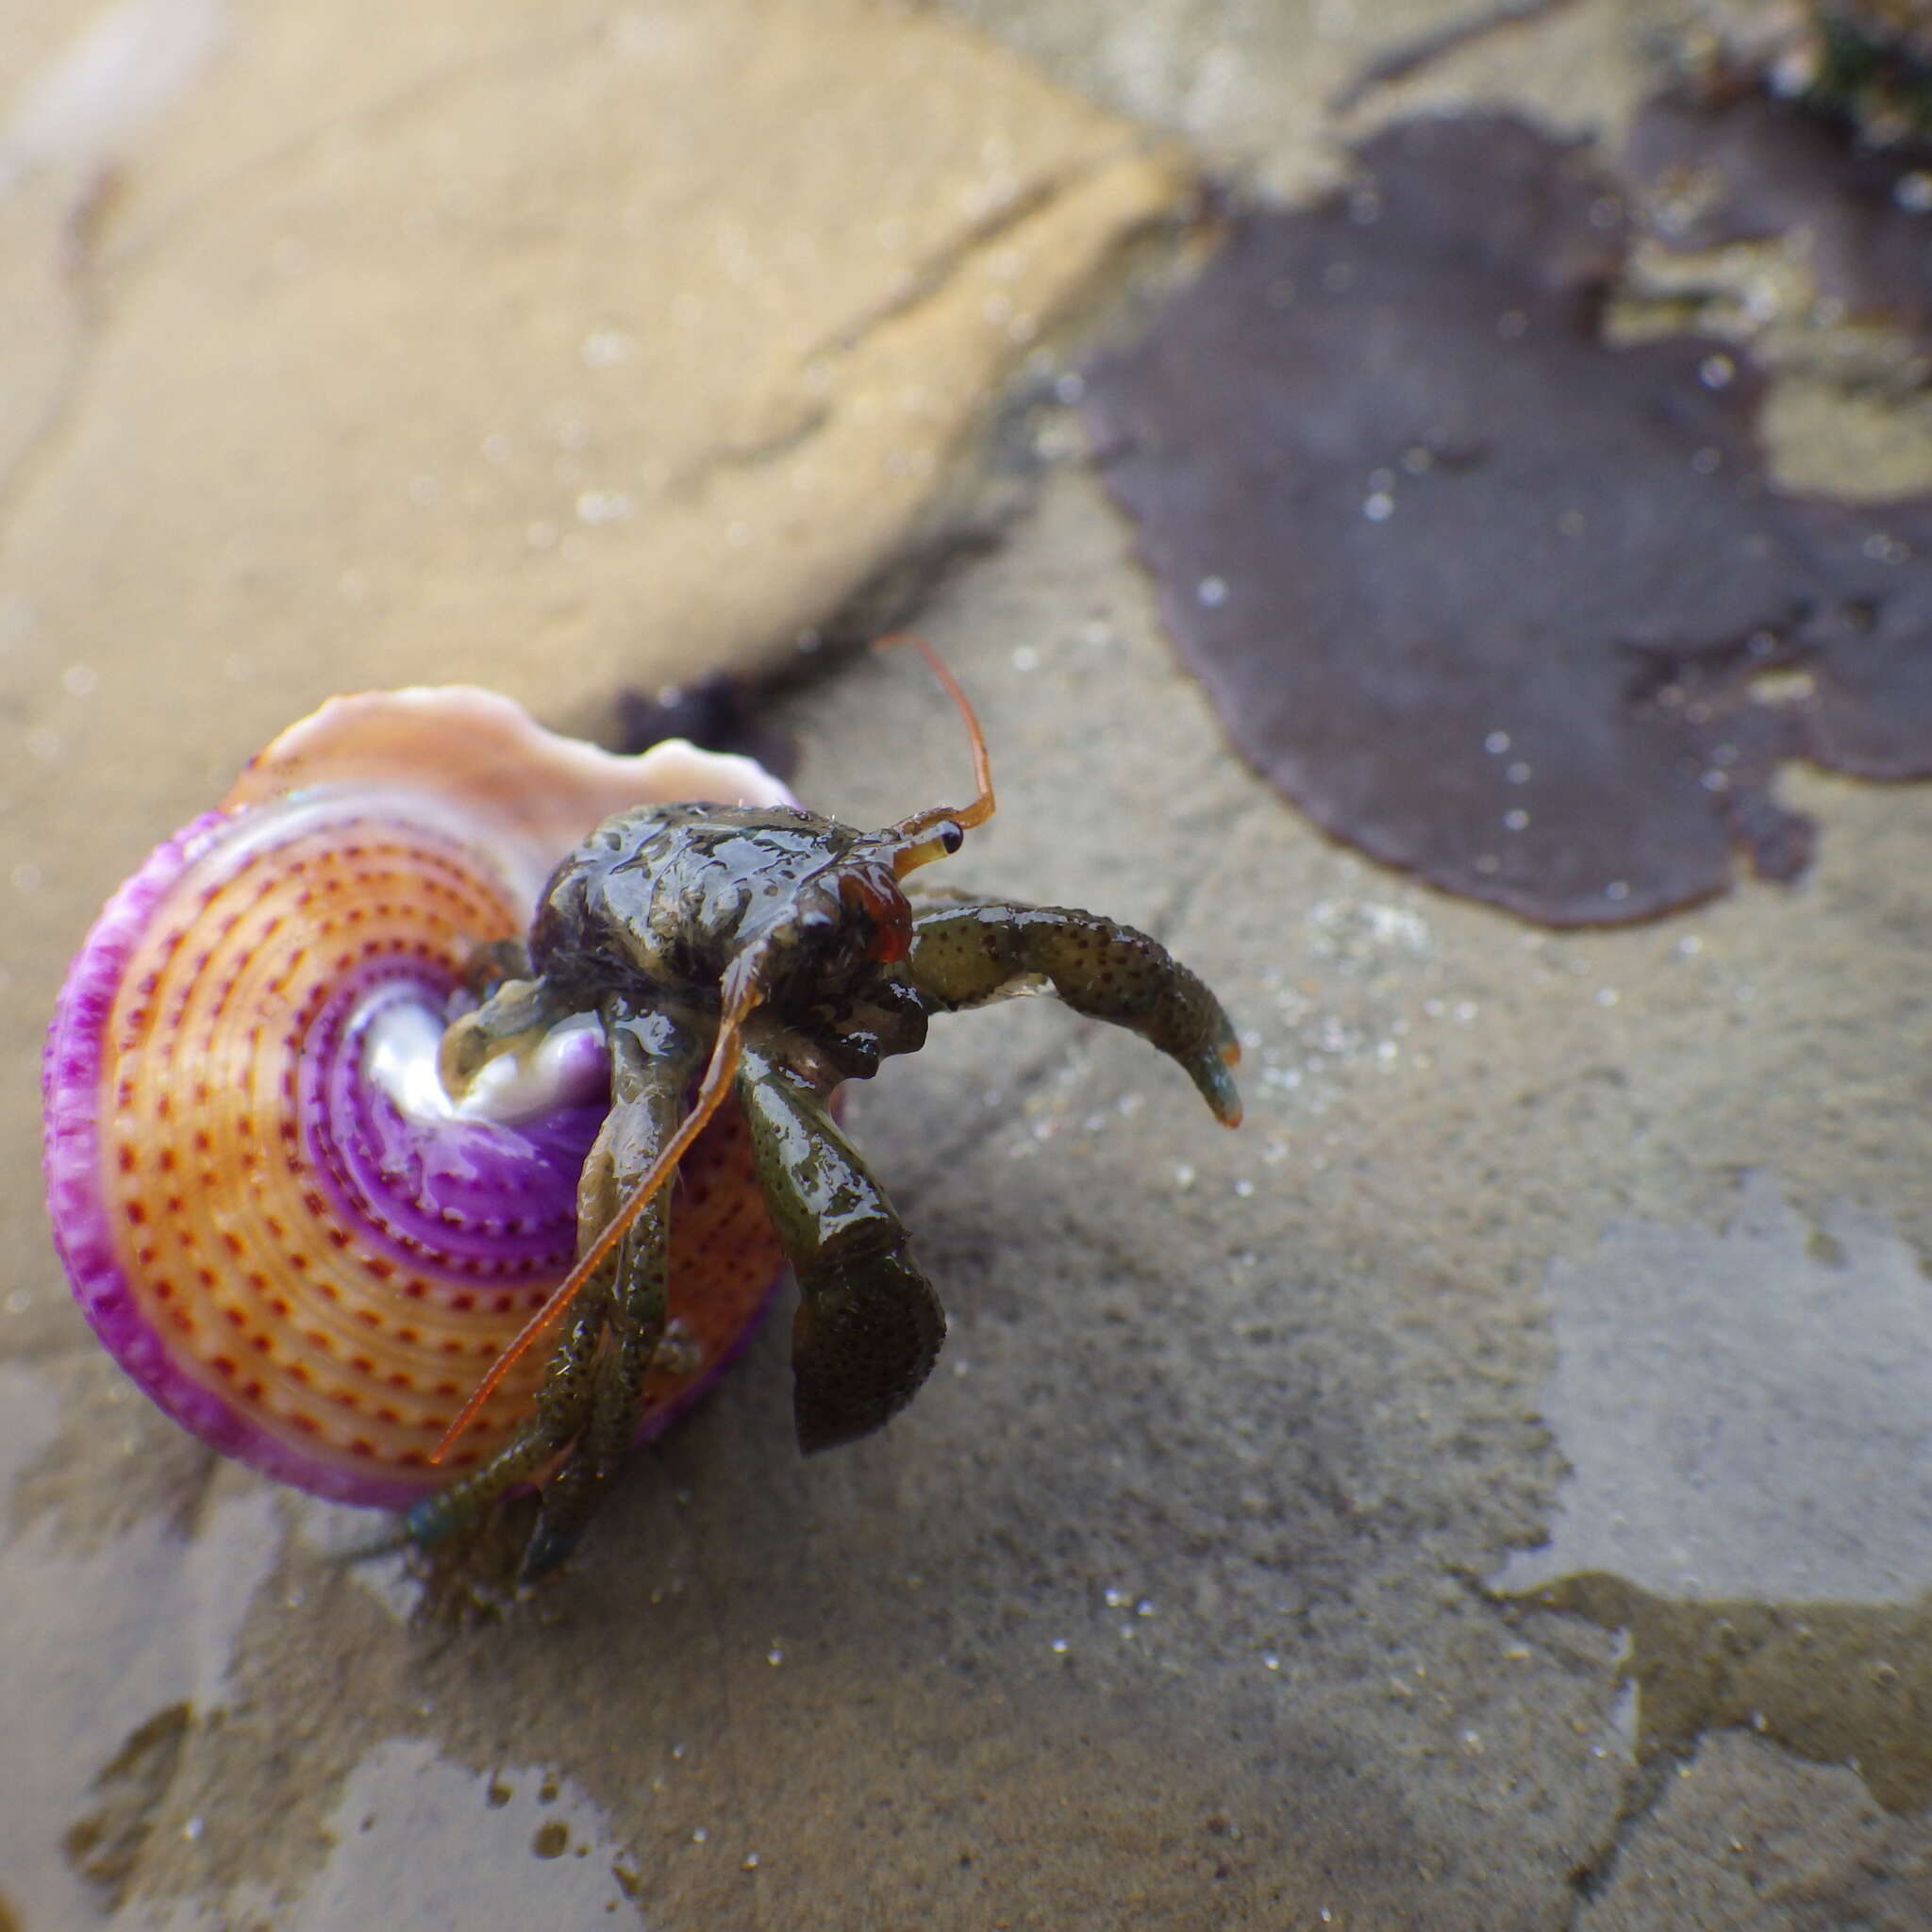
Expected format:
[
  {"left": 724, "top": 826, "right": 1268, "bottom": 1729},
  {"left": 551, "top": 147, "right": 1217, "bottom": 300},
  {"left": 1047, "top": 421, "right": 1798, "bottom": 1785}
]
[{"left": 878, "top": 632, "right": 996, "bottom": 874}]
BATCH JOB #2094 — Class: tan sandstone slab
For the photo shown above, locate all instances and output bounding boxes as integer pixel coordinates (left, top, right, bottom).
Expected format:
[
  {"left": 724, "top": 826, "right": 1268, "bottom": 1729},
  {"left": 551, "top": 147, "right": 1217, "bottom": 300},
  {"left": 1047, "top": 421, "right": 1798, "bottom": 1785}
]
[{"left": 0, "top": 0, "right": 1187, "bottom": 877}]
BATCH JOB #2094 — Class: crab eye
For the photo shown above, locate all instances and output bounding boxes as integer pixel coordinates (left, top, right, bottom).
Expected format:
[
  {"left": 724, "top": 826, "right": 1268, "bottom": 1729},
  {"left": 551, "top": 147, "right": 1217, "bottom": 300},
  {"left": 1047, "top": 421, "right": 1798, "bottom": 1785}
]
[{"left": 937, "top": 822, "right": 964, "bottom": 856}]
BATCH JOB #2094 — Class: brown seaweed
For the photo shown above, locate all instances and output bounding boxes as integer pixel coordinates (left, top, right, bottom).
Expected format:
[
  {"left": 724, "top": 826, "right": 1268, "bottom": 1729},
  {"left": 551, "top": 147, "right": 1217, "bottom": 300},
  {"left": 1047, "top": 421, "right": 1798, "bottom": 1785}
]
[{"left": 1084, "top": 114, "right": 1932, "bottom": 924}]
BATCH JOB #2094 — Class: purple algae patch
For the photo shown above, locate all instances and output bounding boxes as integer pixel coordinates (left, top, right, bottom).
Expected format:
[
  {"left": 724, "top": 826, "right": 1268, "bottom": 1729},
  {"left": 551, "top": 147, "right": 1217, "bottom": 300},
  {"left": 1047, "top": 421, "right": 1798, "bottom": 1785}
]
[{"left": 1083, "top": 113, "right": 1932, "bottom": 925}]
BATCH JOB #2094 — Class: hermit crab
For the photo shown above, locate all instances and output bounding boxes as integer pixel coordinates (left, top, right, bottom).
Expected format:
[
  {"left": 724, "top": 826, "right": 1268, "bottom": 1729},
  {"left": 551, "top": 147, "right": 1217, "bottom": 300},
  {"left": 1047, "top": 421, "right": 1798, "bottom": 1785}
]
[{"left": 43, "top": 650, "right": 1241, "bottom": 1579}]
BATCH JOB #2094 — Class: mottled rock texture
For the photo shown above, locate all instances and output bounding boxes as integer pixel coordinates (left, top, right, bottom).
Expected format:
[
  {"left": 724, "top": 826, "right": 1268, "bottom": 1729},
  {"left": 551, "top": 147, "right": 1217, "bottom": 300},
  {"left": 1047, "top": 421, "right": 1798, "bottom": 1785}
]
[{"left": 8, "top": 2, "right": 1932, "bottom": 1929}]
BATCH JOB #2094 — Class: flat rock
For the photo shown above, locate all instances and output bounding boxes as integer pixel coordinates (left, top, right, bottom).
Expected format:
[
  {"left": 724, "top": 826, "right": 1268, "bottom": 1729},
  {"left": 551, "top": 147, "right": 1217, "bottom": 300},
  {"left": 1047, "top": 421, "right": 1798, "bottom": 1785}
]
[
  {"left": 0, "top": 0, "right": 1188, "bottom": 867},
  {"left": 9, "top": 4, "right": 1932, "bottom": 1928}
]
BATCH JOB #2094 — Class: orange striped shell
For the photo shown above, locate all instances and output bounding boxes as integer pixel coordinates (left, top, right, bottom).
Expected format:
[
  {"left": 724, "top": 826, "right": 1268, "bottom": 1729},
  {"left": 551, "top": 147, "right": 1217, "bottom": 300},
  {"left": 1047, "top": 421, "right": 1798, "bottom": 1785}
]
[{"left": 43, "top": 689, "right": 793, "bottom": 1506}]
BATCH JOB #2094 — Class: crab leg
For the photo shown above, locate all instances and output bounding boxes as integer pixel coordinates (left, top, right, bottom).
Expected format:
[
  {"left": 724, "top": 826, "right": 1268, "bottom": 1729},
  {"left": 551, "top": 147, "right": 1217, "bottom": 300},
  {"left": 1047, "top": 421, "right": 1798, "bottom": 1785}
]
[
  {"left": 404, "top": 1295, "right": 607, "bottom": 1554},
  {"left": 904, "top": 900, "right": 1243, "bottom": 1124},
  {"left": 409, "top": 1004, "right": 699, "bottom": 1577},
  {"left": 517, "top": 1005, "right": 702, "bottom": 1577},
  {"left": 735, "top": 1042, "right": 947, "bottom": 1453}
]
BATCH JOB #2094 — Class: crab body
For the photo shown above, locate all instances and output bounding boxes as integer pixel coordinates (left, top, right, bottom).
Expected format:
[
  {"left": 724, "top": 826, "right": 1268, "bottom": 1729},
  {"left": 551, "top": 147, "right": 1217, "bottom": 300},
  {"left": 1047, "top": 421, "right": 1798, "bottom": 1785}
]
[
  {"left": 534, "top": 805, "right": 919, "bottom": 1012},
  {"left": 427, "top": 778, "right": 1242, "bottom": 1578}
]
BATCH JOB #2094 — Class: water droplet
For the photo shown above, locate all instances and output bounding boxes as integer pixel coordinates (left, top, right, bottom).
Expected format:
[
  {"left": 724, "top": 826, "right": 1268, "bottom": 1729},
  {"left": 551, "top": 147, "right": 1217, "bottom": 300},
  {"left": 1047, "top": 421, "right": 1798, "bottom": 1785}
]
[
  {"left": 575, "top": 491, "right": 634, "bottom": 525},
  {"left": 1196, "top": 575, "right": 1229, "bottom": 608},
  {"left": 1362, "top": 491, "right": 1394, "bottom": 523},
  {"left": 1484, "top": 731, "right": 1510, "bottom": 755},
  {"left": 581, "top": 328, "right": 636, "bottom": 367}
]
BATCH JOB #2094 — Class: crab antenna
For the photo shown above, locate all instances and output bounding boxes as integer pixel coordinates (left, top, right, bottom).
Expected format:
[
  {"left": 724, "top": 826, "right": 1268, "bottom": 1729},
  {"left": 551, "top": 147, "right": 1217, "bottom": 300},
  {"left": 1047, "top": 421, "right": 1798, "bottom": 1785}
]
[
  {"left": 875, "top": 632, "right": 995, "bottom": 872},
  {"left": 430, "top": 975, "right": 764, "bottom": 1466}
]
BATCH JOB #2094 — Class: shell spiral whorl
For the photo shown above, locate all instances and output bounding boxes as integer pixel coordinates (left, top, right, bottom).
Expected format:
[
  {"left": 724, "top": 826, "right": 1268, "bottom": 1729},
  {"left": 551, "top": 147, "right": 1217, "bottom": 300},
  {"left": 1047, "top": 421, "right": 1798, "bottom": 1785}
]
[{"left": 43, "top": 688, "right": 793, "bottom": 1507}]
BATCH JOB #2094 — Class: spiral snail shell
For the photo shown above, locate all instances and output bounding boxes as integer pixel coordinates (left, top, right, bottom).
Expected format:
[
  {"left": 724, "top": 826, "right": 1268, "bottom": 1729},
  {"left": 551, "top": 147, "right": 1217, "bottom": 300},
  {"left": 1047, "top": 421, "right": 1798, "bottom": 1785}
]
[{"left": 42, "top": 688, "right": 793, "bottom": 1507}]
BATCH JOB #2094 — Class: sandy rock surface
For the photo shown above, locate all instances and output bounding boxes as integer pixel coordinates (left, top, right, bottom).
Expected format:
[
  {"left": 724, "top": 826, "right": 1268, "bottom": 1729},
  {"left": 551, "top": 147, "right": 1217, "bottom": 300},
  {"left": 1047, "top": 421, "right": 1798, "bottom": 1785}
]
[{"left": 7, "top": 2, "right": 1932, "bottom": 1928}]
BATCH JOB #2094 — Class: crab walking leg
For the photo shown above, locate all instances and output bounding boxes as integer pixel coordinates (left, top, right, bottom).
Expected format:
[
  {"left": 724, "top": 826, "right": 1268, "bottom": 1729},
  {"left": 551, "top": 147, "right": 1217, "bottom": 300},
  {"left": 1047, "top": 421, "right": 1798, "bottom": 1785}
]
[
  {"left": 438, "top": 970, "right": 577, "bottom": 1099},
  {"left": 735, "top": 1043, "right": 947, "bottom": 1454},
  {"left": 518, "top": 1006, "right": 700, "bottom": 1580},
  {"left": 407, "top": 1006, "right": 696, "bottom": 1572},
  {"left": 905, "top": 901, "right": 1243, "bottom": 1124},
  {"left": 405, "top": 1291, "right": 607, "bottom": 1550}
]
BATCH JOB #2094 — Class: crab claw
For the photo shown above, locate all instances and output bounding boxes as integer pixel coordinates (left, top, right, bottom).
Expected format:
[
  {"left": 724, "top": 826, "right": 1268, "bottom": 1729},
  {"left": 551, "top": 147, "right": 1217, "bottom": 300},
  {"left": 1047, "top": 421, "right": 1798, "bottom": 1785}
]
[{"left": 791, "top": 1234, "right": 947, "bottom": 1453}]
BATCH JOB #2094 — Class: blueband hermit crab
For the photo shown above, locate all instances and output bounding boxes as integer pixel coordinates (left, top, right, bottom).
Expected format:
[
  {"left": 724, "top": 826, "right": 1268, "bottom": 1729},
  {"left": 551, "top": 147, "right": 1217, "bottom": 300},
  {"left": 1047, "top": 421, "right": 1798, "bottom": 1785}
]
[{"left": 43, "top": 650, "right": 1241, "bottom": 1579}]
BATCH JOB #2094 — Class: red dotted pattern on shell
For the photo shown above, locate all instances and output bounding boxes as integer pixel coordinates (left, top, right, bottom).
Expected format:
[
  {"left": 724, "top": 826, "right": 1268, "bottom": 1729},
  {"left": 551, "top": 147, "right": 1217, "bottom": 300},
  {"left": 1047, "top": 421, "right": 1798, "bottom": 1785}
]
[{"left": 57, "top": 690, "right": 795, "bottom": 1506}]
